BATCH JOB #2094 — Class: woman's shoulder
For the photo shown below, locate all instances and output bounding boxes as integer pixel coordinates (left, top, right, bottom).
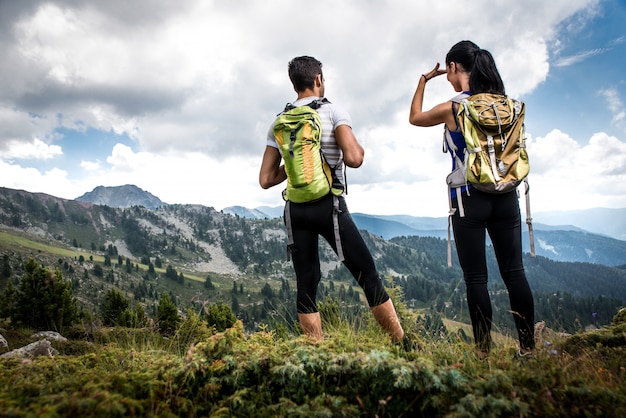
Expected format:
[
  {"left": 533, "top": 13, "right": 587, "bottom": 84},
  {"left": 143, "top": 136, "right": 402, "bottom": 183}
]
[{"left": 449, "top": 92, "right": 471, "bottom": 103}]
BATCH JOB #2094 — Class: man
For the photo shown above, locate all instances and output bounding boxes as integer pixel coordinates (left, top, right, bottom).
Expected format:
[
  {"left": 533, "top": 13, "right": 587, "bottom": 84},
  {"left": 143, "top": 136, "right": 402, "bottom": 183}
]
[{"left": 259, "top": 56, "right": 405, "bottom": 344}]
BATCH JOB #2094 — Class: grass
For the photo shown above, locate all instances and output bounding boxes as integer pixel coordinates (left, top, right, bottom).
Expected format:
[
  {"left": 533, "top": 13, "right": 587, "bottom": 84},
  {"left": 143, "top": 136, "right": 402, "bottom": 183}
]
[
  {"left": 0, "top": 229, "right": 213, "bottom": 283},
  {"left": 1, "top": 230, "right": 624, "bottom": 416},
  {"left": 0, "top": 230, "right": 99, "bottom": 261},
  {"left": 1, "top": 311, "right": 625, "bottom": 417}
]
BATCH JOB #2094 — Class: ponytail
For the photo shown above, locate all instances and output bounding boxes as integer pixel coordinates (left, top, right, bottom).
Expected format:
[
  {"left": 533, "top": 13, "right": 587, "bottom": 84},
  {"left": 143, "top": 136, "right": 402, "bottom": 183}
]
[
  {"left": 469, "top": 49, "right": 505, "bottom": 95},
  {"left": 446, "top": 40, "right": 506, "bottom": 95}
]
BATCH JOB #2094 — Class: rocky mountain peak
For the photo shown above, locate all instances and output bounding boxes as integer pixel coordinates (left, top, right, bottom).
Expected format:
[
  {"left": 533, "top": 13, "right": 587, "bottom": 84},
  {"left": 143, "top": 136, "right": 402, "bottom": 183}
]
[{"left": 75, "top": 184, "right": 166, "bottom": 209}]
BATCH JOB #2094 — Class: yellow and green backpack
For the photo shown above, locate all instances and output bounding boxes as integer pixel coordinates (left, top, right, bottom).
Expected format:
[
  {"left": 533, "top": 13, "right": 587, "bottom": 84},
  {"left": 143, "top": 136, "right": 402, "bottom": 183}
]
[
  {"left": 273, "top": 98, "right": 346, "bottom": 261},
  {"left": 457, "top": 93, "right": 528, "bottom": 192},
  {"left": 444, "top": 93, "right": 535, "bottom": 266},
  {"left": 273, "top": 98, "right": 342, "bottom": 203}
]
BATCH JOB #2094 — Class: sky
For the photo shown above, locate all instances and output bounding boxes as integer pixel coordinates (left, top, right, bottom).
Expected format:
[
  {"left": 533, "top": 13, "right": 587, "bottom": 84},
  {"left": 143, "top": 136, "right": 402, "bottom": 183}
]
[{"left": 1, "top": 0, "right": 625, "bottom": 218}]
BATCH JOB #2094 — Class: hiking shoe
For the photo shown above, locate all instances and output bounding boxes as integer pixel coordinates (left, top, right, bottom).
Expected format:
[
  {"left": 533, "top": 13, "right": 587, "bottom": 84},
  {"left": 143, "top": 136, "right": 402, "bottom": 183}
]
[{"left": 514, "top": 349, "right": 534, "bottom": 361}]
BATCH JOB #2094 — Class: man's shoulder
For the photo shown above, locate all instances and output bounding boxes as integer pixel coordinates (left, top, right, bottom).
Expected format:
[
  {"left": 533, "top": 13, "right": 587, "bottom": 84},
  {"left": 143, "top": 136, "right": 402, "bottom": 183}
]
[{"left": 291, "top": 96, "right": 334, "bottom": 107}]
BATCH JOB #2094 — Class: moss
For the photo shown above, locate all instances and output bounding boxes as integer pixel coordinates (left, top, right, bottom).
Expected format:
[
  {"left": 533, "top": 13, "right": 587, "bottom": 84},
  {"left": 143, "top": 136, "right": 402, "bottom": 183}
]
[
  {"left": 612, "top": 307, "right": 626, "bottom": 326},
  {"left": 0, "top": 321, "right": 625, "bottom": 417}
]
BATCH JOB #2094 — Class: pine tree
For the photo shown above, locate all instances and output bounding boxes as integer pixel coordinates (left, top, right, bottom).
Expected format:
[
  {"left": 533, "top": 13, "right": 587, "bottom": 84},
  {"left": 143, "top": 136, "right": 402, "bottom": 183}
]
[
  {"left": 1, "top": 254, "right": 11, "bottom": 279},
  {"left": 205, "top": 301, "right": 237, "bottom": 332},
  {"left": 157, "top": 293, "right": 180, "bottom": 336},
  {"left": 12, "top": 258, "right": 78, "bottom": 332},
  {"left": 101, "top": 288, "right": 130, "bottom": 326}
]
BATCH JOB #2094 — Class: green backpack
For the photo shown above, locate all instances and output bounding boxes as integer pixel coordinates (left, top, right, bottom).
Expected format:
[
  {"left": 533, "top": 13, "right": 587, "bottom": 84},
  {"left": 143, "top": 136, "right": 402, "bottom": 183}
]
[
  {"left": 444, "top": 93, "right": 535, "bottom": 266},
  {"left": 273, "top": 98, "right": 346, "bottom": 261},
  {"left": 273, "top": 98, "right": 341, "bottom": 203}
]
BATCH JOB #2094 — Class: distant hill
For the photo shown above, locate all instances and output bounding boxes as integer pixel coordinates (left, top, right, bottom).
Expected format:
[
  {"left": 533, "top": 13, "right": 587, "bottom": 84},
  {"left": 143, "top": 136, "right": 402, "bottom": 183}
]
[
  {"left": 220, "top": 205, "right": 626, "bottom": 267},
  {"left": 1, "top": 185, "right": 625, "bottom": 334},
  {"left": 352, "top": 214, "right": 626, "bottom": 266},
  {"left": 254, "top": 206, "right": 284, "bottom": 219},
  {"left": 240, "top": 206, "right": 626, "bottom": 241},
  {"left": 222, "top": 206, "right": 274, "bottom": 219},
  {"left": 76, "top": 185, "right": 166, "bottom": 209},
  {"left": 70, "top": 188, "right": 626, "bottom": 265},
  {"left": 533, "top": 208, "right": 626, "bottom": 241}
]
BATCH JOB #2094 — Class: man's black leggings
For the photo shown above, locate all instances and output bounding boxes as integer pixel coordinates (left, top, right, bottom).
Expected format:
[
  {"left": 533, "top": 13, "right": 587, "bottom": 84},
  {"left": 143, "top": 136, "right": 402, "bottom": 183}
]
[
  {"left": 452, "top": 189, "right": 535, "bottom": 351},
  {"left": 286, "top": 194, "right": 389, "bottom": 313}
]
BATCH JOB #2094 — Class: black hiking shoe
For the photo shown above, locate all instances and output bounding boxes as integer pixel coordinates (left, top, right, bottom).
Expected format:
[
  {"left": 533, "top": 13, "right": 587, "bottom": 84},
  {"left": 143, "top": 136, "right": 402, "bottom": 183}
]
[{"left": 513, "top": 349, "right": 534, "bottom": 361}]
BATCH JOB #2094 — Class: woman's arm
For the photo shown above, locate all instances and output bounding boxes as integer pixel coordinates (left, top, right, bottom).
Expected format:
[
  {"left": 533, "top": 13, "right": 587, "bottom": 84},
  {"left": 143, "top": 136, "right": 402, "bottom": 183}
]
[{"left": 409, "top": 63, "right": 455, "bottom": 128}]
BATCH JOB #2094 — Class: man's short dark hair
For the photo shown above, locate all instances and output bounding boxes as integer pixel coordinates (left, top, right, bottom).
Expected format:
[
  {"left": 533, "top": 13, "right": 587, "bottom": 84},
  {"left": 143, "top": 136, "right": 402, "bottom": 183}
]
[{"left": 288, "top": 56, "right": 323, "bottom": 92}]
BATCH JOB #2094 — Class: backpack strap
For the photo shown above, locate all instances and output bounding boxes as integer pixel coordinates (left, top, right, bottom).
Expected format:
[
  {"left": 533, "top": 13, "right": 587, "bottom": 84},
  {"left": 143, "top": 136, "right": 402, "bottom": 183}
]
[
  {"left": 310, "top": 98, "right": 344, "bottom": 261},
  {"left": 279, "top": 97, "right": 345, "bottom": 262},
  {"left": 523, "top": 179, "right": 536, "bottom": 258},
  {"left": 332, "top": 195, "right": 345, "bottom": 262},
  {"left": 308, "top": 97, "right": 330, "bottom": 109},
  {"left": 280, "top": 97, "right": 331, "bottom": 114},
  {"left": 282, "top": 197, "right": 345, "bottom": 262},
  {"left": 284, "top": 201, "right": 295, "bottom": 261},
  {"left": 444, "top": 127, "right": 466, "bottom": 268},
  {"left": 443, "top": 93, "right": 470, "bottom": 268}
]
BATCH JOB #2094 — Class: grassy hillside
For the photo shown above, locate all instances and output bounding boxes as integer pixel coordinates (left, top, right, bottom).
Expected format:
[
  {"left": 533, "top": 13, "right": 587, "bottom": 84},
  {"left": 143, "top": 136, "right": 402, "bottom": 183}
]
[
  {"left": 0, "top": 185, "right": 625, "bottom": 416},
  {"left": 1, "top": 311, "right": 625, "bottom": 417},
  {"left": 1, "top": 183, "right": 626, "bottom": 338}
]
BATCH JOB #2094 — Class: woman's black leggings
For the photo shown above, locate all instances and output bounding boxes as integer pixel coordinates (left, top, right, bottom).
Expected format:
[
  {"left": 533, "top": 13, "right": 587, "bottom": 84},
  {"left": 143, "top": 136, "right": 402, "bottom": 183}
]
[
  {"left": 286, "top": 194, "right": 389, "bottom": 313},
  {"left": 452, "top": 189, "right": 535, "bottom": 351}
]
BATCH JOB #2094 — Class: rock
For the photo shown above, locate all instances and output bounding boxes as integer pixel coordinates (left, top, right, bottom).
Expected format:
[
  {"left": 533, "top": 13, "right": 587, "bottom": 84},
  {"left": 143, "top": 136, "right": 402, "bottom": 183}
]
[
  {"left": 0, "top": 333, "right": 7, "bottom": 348},
  {"left": 31, "top": 331, "right": 67, "bottom": 343},
  {"left": 0, "top": 339, "right": 58, "bottom": 359},
  {"left": 534, "top": 321, "right": 570, "bottom": 344}
]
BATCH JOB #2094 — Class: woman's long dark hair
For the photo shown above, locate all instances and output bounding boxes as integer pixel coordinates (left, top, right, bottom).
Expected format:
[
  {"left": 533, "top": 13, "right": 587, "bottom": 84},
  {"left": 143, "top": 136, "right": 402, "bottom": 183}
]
[{"left": 445, "top": 40, "right": 505, "bottom": 95}]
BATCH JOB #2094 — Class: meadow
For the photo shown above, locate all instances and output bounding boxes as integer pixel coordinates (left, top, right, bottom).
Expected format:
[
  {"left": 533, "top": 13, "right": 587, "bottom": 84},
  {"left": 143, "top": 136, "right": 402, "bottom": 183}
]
[{"left": 1, "top": 306, "right": 625, "bottom": 417}]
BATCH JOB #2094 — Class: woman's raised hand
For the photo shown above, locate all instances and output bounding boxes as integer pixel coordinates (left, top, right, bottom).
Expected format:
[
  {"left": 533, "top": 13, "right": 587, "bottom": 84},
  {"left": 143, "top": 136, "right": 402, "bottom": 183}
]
[{"left": 422, "top": 63, "right": 447, "bottom": 81}]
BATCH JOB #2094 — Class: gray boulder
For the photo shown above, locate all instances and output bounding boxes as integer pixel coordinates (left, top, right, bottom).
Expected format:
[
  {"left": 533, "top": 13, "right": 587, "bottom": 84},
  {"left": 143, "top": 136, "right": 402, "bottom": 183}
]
[
  {"left": 31, "top": 331, "right": 67, "bottom": 343},
  {"left": 0, "top": 339, "right": 58, "bottom": 359}
]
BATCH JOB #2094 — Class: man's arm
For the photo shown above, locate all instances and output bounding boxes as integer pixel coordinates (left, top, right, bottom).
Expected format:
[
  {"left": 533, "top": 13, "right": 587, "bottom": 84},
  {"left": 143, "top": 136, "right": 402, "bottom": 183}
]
[
  {"left": 259, "top": 146, "right": 286, "bottom": 189},
  {"left": 334, "top": 124, "right": 364, "bottom": 168}
]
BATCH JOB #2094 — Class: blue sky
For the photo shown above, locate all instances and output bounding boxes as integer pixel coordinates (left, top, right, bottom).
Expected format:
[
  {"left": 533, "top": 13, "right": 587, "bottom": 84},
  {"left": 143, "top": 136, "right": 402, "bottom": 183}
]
[
  {"left": 0, "top": 0, "right": 625, "bottom": 218},
  {"left": 524, "top": 0, "right": 626, "bottom": 141}
]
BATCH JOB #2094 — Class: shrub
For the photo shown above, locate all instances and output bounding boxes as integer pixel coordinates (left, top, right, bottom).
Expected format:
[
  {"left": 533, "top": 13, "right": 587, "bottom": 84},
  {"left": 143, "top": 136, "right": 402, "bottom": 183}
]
[
  {"left": 10, "top": 258, "right": 78, "bottom": 333},
  {"left": 101, "top": 289, "right": 130, "bottom": 326},
  {"left": 156, "top": 293, "right": 180, "bottom": 336},
  {"left": 205, "top": 301, "right": 236, "bottom": 332}
]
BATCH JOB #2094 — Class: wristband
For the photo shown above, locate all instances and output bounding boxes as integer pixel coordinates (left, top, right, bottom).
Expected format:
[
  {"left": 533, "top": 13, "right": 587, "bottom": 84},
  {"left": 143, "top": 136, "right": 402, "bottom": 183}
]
[{"left": 422, "top": 74, "right": 429, "bottom": 82}]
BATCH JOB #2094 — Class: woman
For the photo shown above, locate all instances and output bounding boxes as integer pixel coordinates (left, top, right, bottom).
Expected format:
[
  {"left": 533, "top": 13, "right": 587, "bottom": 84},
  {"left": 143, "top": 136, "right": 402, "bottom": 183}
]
[{"left": 408, "top": 40, "right": 535, "bottom": 356}]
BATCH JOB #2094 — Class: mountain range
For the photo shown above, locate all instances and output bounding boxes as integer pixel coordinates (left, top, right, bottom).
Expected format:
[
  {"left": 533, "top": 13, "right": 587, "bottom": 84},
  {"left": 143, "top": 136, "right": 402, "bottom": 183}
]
[
  {"left": 75, "top": 185, "right": 626, "bottom": 267},
  {"left": 1, "top": 184, "right": 625, "bottom": 335}
]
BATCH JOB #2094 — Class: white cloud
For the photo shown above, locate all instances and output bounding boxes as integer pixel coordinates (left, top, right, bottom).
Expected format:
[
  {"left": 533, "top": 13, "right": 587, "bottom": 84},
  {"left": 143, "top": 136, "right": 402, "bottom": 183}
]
[
  {"left": 0, "top": 138, "right": 62, "bottom": 160},
  {"left": 80, "top": 160, "right": 101, "bottom": 172},
  {"left": 554, "top": 48, "right": 608, "bottom": 67},
  {"left": 526, "top": 130, "right": 626, "bottom": 211},
  {"left": 3, "top": 0, "right": 594, "bottom": 157},
  {"left": 0, "top": 160, "right": 69, "bottom": 194},
  {"left": 3, "top": 0, "right": 624, "bottom": 217},
  {"left": 599, "top": 88, "right": 626, "bottom": 126}
]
